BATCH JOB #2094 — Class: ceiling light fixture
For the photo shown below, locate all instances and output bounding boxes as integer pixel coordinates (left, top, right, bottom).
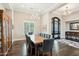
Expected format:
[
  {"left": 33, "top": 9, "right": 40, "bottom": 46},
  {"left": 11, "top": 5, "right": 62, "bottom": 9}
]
[
  {"left": 30, "top": 8, "right": 38, "bottom": 19},
  {"left": 65, "top": 6, "right": 71, "bottom": 15}
]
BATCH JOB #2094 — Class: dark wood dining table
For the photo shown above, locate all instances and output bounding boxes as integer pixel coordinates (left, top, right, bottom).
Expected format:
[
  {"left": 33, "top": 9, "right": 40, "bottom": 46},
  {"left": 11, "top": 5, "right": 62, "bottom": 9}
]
[
  {"left": 28, "top": 34, "right": 44, "bottom": 55},
  {"left": 28, "top": 34, "right": 43, "bottom": 43}
]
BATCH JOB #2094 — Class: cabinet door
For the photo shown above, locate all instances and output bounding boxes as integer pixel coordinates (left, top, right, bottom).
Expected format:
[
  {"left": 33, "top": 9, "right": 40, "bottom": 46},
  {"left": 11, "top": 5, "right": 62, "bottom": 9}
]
[
  {"left": 52, "top": 17, "right": 60, "bottom": 39},
  {"left": 0, "top": 15, "right": 2, "bottom": 53},
  {"left": 8, "top": 17, "right": 12, "bottom": 48},
  {"left": 3, "top": 18, "right": 8, "bottom": 53},
  {"left": 3, "top": 14, "right": 12, "bottom": 54},
  {"left": 0, "top": 10, "right": 12, "bottom": 55}
]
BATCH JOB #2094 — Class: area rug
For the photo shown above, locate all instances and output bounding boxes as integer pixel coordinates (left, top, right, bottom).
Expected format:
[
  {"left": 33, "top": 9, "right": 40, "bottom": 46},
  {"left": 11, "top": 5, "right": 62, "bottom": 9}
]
[{"left": 57, "top": 39, "right": 79, "bottom": 48}]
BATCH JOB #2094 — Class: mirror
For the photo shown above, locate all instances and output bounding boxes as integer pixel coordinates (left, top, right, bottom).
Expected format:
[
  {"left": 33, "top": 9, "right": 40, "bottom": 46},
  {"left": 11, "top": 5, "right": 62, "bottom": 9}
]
[{"left": 70, "top": 22, "right": 79, "bottom": 30}]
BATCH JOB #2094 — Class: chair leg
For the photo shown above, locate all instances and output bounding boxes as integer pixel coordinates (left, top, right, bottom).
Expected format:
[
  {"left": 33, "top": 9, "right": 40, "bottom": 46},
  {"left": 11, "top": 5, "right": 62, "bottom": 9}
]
[
  {"left": 35, "top": 45, "right": 38, "bottom": 56},
  {"left": 50, "top": 51, "right": 52, "bottom": 56},
  {"left": 30, "top": 45, "right": 32, "bottom": 56},
  {"left": 43, "top": 52, "right": 44, "bottom": 56},
  {"left": 48, "top": 51, "right": 52, "bottom": 56},
  {"left": 38, "top": 50, "right": 39, "bottom": 56},
  {"left": 35, "top": 46, "right": 37, "bottom": 56},
  {"left": 44, "top": 52, "right": 52, "bottom": 56}
]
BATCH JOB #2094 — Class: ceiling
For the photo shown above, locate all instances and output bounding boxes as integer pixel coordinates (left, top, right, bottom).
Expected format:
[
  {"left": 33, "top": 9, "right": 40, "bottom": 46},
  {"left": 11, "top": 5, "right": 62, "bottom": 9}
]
[
  {"left": 2, "top": 3, "right": 79, "bottom": 15},
  {"left": 2, "top": 3, "right": 65, "bottom": 14},
  {"left": 55, "top": 3, "right": 79, "bottom": 15}
]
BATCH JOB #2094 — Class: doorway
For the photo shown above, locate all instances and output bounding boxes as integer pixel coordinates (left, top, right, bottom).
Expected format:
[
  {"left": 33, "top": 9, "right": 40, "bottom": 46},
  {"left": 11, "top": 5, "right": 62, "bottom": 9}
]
[{"left": 51, "top": 17, "right": 60, "bottom": 39}]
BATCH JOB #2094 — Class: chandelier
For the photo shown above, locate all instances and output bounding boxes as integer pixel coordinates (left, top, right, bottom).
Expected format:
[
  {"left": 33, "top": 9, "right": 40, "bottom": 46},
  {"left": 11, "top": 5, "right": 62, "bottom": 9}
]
[
  {"left": 64, "top": 6, "right": 71, "bottom": 15},
  {"left": 30, "top": 8, "right": 39, "bottom": 19}
]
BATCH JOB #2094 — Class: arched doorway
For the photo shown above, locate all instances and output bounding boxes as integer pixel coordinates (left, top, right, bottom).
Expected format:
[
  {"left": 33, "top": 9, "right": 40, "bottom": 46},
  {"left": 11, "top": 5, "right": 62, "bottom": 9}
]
[{"left": 51, "top": 17, "right": 60, "bottom": 39}]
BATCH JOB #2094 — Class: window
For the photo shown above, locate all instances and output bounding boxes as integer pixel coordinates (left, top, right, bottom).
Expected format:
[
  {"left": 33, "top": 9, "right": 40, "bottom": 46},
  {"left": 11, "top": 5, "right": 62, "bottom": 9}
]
[{"left": 24, "top": 21, "right": 34, "bottom": 34}]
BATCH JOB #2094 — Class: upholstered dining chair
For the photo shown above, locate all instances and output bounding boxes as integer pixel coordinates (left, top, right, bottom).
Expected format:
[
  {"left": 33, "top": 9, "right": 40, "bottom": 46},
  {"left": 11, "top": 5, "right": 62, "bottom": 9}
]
[
  {"left": 25, "top": 34, "right": 35, "bottom": 55},
  {"left": 38, "top": 39, "right": 54, "bottom": 56},
  {"left": 27, "top": 36, "right": 35, "bottom": 55},
  {"left": 25, "top": 34, "right": 29, "bottom": 45}
]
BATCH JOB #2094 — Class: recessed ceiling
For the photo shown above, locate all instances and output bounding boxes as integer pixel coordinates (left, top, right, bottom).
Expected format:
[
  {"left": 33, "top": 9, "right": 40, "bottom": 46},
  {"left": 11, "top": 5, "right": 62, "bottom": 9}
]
[
  {"left": 2, "top": 3, "right": 79, "bottom": 15},
  {"left": 11, "top": 3, "right": 58, "bottom": 13},
  {"left": 2, "top": 3, "right": 66, "bottom": 15}
]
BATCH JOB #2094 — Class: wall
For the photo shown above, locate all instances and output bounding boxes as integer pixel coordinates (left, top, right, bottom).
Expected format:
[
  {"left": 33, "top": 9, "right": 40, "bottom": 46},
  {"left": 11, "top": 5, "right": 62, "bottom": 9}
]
[
  {"left": 0, "top": 4, "right": 42, "bottom": 41},
  {"left": 65, "top": 11, "right": 79, "bottom": 32},
  {"left": 13, "top": 11, "right": 41, "bottom": 41},
  {"left": 50, "top": 12, "right": 66, "bottom": 38},
  {"left": 41, "top": 13, "right": 50, "bottom": 34},
  {"left": 41, "top": 11, "right": 66, "bottom": 38},
  {"left": 66, "top": 12, "right": 79, "bottom": 21},
  {"left": 40, "top": 10, "right": 79, "bottom": 39},
  {"left": 0, "top": 4, "right": 66, "bottom": 40}
]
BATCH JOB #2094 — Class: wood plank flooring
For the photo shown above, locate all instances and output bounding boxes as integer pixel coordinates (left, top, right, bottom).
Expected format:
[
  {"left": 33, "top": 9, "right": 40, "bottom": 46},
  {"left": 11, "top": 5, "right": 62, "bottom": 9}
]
[{"left": 6, "top": 40, "right": 79, "bottom": 56}]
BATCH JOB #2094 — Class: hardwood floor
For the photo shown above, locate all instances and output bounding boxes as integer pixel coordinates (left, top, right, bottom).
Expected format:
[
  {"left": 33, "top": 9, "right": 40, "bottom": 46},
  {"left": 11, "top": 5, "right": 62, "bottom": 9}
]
[
  {"left": 7, "top": 40, "right": 27, "bottom": 56},
  {"left": 6, "top": 40, "right": 79, "bottom": 56}
]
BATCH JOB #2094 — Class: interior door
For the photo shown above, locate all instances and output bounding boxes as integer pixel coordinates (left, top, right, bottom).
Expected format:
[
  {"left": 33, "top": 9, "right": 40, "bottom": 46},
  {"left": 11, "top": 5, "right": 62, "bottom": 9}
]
[{"left": 52, "top": 17, "right": 60, "bottom": 39}]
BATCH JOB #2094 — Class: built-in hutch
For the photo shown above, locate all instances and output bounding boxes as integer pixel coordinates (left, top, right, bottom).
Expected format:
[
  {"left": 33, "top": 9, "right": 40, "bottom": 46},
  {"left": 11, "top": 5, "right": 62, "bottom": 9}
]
[{"left": 0, "top": 10, "right": 12, "bottom": 55}]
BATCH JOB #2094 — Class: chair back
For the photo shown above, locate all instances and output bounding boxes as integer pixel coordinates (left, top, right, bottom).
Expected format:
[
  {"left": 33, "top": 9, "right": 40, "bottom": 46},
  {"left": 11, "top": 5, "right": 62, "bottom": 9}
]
[
  {"left": 43, "top": 39, "right": 54, "bottom": 52},
  {"left": 25, "top": 34, "right": 29, "bottom": 44},
  {"left": 25, "top": 34, "right": 28, "bottom": 38},
  {"left": 45, "top": 34, "right": 49, "bottom": 38},
  {"left": 25, "top": 34, "right": 32, "bottom": 45},
  {"left": 28, "top": 32, "right": 33, "bottom": 35}
]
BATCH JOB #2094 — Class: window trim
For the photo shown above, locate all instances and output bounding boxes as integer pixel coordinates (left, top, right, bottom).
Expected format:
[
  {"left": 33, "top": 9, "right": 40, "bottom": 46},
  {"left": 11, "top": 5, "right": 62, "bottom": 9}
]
[{"left": 24, "top": 20, "right": 35, "bottom": 34}]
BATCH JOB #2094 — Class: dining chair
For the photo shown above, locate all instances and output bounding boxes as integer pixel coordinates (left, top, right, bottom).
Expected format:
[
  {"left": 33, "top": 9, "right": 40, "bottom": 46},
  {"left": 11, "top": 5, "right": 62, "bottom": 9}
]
[
  {"left": 41, "top": 33, "right": 43, "bottom": 37},
  {"left": 25, "top": 34, "right": 31, "bottom": 55},
  {"left": 45, "top": 34, "right": 49, "bottom": 38},
  {"left": 25, "top": 34, "right": 29, "bottom": 45},
  {"left": 27, "top": 37, "right": 35, "bottom": 55},
  {"left": 38, "top": 39, "right": 54, "bottom": 56},
  {"left": 39, "top": 33, "right": 41, "bottom": 36},
  {"left": 25, "top": 34, "right": 35, "bottom": 55},
  {"left": 28, "top": 32, "right": 33, "bottom": 35},
  {"left": 45, "top": 34, "right": 52, "bottom": 39}
]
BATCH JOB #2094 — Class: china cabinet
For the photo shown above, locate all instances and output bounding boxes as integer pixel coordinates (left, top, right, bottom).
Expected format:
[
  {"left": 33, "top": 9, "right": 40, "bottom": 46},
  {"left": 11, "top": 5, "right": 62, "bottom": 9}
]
[{"left": 0, "top": 10, "right": 12, "bottom": 55}]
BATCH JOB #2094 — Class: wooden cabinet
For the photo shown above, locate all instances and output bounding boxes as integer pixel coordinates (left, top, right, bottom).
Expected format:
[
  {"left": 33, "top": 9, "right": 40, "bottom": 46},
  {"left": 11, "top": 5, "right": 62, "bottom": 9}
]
[{"left": 0, "top": 10, "right": 12, "bottom": 55}]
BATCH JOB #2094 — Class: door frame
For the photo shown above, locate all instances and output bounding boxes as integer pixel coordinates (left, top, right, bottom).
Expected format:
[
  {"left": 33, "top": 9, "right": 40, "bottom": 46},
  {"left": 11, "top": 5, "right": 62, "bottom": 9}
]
[{"left": 51, "top": 17, "right": 60, "bottom": 39}]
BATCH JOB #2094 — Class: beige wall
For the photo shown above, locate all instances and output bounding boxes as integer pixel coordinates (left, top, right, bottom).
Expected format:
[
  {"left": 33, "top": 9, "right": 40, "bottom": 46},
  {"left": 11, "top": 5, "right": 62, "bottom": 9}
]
[
  {"left": 0, "top": 4, "right": 42, "bottom": 41},
  {"left": 41, "top": 12, "right": 66, "bottom": 38},
  {"left": 2, "top": 3, "right": 79, "bottom": 40},
  {"left": 13, "top": 11, "right": 41, "bottom": 41},
  {"left": 0, "top": 4, "right": 67, "bottom": 41},
  {"left": 66, "top": 12, "right": 79, "bottom": 21},
  {"left": 48, "top": 10, "right": 79, "bottom": 38},
  {"left": 41, "top": 13, "right": 50, "bottom": 34},
  {"left": 12, "top": 9, "right": 79, "bottom": 40},
  {"left": 50, "top": 12, "right": 66, "bottom": 38},
  {"left": 11, "top": 9, "right": 79, "bottom": 41},
  {"left": 65, "top": 11, "right": 79, "bottom": 32}
]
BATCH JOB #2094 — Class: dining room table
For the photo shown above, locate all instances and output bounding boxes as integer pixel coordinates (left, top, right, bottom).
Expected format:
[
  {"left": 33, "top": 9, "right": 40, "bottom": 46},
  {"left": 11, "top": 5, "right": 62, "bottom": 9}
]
[{"left": 28, "top": 34, "right": 44, "bottom": 55}]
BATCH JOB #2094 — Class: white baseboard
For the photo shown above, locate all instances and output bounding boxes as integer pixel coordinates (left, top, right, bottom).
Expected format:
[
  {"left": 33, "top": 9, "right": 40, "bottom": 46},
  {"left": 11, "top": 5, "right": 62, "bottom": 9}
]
[{"left": 13, "top": 37, "right": 26, "bottom": 43}]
